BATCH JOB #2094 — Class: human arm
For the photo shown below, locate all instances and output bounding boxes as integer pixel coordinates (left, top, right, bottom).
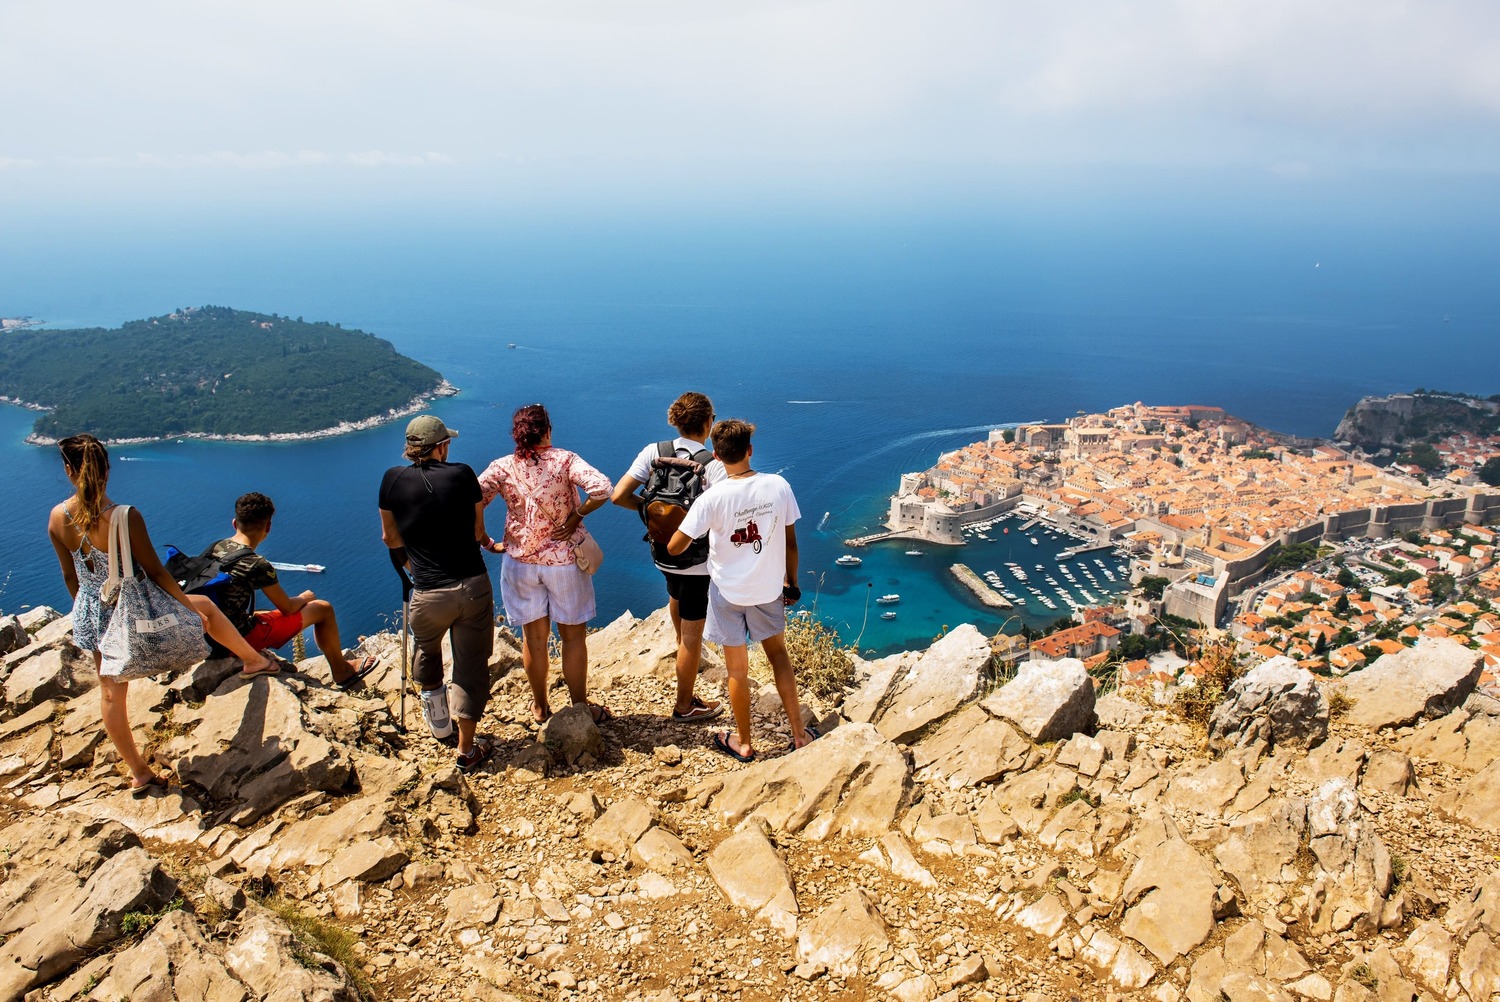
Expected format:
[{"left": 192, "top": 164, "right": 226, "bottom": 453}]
[
  {"left": 261, "top": 580, "right": 312, "bottom": 615},
  {"left": 127, "top": 508, "right": 200, "bottom": 609},
  {"left": 667, "top": 530, "right": 693, "bottom": 556},
  {"left": 477, "top": 502, "right": 504, "bottom": 553},
  {"left": 610, "top": 474, "right": 644, "bottom": 513},
  {"left": 46, "top": 506, "right": 80, "bottom": 600},
  {"left": 551, "top": 453, "right": 613, "bottom": 541},
  {"left": 380, "top": 508, "right": 413, "bottom": 601}
]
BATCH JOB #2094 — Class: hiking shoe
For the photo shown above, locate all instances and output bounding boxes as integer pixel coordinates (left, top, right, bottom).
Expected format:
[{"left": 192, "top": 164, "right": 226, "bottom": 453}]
[
  {"left": 419, "top": 686, "right": 454, "bottom": 741},
  {"left": 457, "top": 738, "right": 495, "bottom": 774},
  {"left": 671, "top": 696, "right": 723, "bottom": 722}
]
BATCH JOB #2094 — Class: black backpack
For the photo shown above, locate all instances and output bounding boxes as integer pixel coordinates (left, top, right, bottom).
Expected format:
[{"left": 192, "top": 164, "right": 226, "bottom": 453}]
[
  {"left": 638, "top": 441, "right": 713, "bottom": 570},
  {"left": 164, "top": 542, "right": 256, "bottom": 658}
]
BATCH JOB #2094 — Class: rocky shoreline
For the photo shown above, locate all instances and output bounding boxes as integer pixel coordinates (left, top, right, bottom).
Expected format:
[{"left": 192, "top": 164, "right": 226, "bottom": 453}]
[
  {"left": 15, "top": 380, "right": 459, "bottom": 447},
  {"left": 1, "top": 604, "right": 1499, "bottom": 1002}
]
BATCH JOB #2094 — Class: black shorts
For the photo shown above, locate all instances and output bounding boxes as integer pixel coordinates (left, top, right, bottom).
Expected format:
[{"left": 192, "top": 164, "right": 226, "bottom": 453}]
[{"left": 662, "top": 570, "right": 710, "bottom": 621}]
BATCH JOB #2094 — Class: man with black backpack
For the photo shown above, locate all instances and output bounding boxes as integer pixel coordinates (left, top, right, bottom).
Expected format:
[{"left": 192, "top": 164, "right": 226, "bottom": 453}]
[{"left": 611, "top": 391, "right": 725, "bottom": 722}]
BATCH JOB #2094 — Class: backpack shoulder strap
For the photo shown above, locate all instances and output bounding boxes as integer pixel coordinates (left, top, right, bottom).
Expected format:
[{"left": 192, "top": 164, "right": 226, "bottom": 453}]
[
  {"left": 688, "top": 447, "right": 713, "bottom": 466},
  {"left": 656, "top": 440, "right": 675, "bottom": 461}
]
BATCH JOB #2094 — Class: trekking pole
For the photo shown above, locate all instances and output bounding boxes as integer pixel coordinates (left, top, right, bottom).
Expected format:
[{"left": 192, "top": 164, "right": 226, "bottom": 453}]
[{"left": 398, "top": 595, "right": 411, "bottom": 734}]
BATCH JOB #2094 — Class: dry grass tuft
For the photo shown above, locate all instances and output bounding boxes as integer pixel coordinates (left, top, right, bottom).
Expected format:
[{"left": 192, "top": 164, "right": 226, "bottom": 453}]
[{"left": 1172, "top": 636, "right": 1243, "bottom": 733}]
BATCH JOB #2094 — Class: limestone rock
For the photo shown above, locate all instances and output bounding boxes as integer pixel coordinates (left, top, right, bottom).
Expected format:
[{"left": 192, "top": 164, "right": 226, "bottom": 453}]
[
  {"left": 796, "top": 888, "right": 889, "bottom": 978},
  {"left": 1014, "top": 893, "right": 1069, "bottom": 938},
  {"left": 706, "top": 825, "right": 799, "bottom": 937},
  {"left": 711, "top": 722, "right": 913, "bottom": 839},
  {"left": 256, "top": 795, "right": 396, "bottom": 875},
  {"left": 1120, "top": 836, "right": 1219, "bottom": 964},
  {"left": 89, "top": 910, "right": 248, "bottom": 1002},
  {"left": 166, "top": 676, "right": 354, "bottom": 825},
  {"left": 538, "top": 702, "right": 603, "bottom": 766},
  {"left": 584, "top": 797, "right": 655, "bottom": 858},
  {"left": 631, "top": 827, "right": 694, "bottom": 872},
  {"left": 0, "top": 616, "right": 25, "bottom": 658},
  {"left": 3, "top": 646, "right": 93, "bottom": 717},
  {"left": 841, "top": 625, "right": 990, "bottom": 743},
  {"left": 1079, "top": 927, "right": 1156, "bottom": 989},
  {"left": 223, "top": 905, "right": 362, "bottom": 1000},
  {"left": 167, "top": 657, "right": 244, "bottom": 704},
  {"left": 1339, "top": 637, "right": 1483, "bottom": 730},
  {"left": 981, "top": 763, "right": 1078, "bottom": 834},
  {"left": 910, "top": 705, "right": 1031, "bottom": 788},
  {"left": 1445, "top": 756, "right": 1500, "bottom": 833},
  {"left": 1400, "top": 920, "right": 1453, "bottom": 992},
  {"left": 1457, "top": 930, "right": 1500, "bottom": 1002},
  {"left": 1166, "top": 755, "right": 1249, "bottom": 818},
  {"left": 1359, "top": 749, "right": 1415, "bottom": 797},
  {"left": 445, "top": 883, "right": 501, "bottom": 929},
  {"left": 1208, "top": 656, "right": 1328, "bottom": 756},
  {"left": 981, "top": 657, "right": 1096, "bottom": 743},
  {"left": 1215, "top": 797, "right": 1308, "bottom": 910},
  {"left": 319, "top": 836, "right": 408, "bottom": 887},
  {"left": 0, "top": 846, "right": 177, "bottom": 1001}
]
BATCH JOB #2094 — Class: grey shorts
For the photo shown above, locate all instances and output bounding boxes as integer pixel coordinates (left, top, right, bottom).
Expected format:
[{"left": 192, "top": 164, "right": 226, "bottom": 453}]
[
  {"left": 500, "top": 554, "right": 596, "bottom": 627},
  {"left": 704, "top": 583, "right": 786, "bottom": 646}
]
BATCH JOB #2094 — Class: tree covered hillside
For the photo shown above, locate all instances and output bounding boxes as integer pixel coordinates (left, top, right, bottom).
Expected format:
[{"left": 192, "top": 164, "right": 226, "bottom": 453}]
[{"left": 0, "top": 306, "right": 444, "bottom": 440}]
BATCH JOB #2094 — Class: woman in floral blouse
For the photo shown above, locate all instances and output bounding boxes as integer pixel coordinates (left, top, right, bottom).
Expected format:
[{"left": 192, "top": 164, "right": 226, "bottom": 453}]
[{"left": 479, "top": 404, "right": 613, "bottom": 724}]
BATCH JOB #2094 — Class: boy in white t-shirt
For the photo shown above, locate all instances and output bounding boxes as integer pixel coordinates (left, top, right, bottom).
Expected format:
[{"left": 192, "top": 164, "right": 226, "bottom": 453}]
[{"left": 668, "top": 419, "right": 815, "bottom": 762}]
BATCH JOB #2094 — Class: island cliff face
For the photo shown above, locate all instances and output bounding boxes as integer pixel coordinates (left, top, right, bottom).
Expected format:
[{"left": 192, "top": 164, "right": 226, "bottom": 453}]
[
  {"left": 1336, "top": 391, "right": 1500, "bottom": 450},
  {"left": 3, "top": 600, "right": 1500, "bottom": 1001},
  {"left": 0, "top": 306, "right": 448, "bottom": 443}
]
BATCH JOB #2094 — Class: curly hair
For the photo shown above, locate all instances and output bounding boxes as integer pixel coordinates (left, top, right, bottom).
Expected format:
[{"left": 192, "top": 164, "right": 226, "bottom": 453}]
[
  {"left": 667, "top": 392, "right": 714, "bottom": 436},
  {"left": 235, "top": 492, "right": 276, "bottom": 529},
  {"left": 512, "top": 403, "right": 552, "bottom": 462},
  {"left": 58, "top": 434, "right": 111, "bottom": 531}
]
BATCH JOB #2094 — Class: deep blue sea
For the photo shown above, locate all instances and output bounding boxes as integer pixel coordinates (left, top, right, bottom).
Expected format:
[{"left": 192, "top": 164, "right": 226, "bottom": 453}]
[{"left": 3, "top": 200, "right": 1497, "bottom": 655}]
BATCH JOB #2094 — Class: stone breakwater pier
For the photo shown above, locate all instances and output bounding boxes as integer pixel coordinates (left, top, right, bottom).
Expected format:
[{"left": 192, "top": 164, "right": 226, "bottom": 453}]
[{"left": 950, "top": 562, "right": 1012, "bottom": 607}]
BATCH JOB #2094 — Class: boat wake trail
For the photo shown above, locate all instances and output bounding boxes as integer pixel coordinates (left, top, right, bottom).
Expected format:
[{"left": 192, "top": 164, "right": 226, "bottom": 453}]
[{"left": 813, "top": 420, "right": 1040, "bottom": 497}]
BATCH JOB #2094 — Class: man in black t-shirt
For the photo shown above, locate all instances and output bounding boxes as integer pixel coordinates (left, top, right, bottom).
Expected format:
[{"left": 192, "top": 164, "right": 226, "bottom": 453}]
[
  {"left": 211, "top": 492, "right": 377, "bottom": 687},
  {"left": 379, "top": 415, "right": 496, "bottom": 772}
]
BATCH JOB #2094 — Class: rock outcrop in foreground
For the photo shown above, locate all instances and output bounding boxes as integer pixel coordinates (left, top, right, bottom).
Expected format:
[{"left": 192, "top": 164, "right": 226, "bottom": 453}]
[{"left": 2, "top": 605, "right": 1500, "bottom": 1002}]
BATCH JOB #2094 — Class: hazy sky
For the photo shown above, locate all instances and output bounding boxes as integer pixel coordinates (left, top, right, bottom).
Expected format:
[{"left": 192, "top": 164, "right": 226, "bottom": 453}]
[{"left": 4, "top": 1, "right": 1500, "bottom": 210}]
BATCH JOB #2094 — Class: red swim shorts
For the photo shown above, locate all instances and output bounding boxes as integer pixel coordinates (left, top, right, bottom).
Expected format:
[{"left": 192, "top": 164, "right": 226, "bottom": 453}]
[{"left": 244, "top": 609, "right": 305, "bottom": 650}]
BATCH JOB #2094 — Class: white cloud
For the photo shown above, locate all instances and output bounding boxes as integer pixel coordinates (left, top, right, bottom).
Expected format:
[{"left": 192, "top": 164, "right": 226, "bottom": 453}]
[{"left": 2, "top": 0, "right": 1498, "bottom": 186}]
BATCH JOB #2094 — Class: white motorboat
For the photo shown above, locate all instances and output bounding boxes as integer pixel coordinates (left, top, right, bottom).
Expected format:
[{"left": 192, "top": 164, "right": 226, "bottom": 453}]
[
  {"left": 835, "top": 554, "right": 863, "bottom": 567},
  {"left": 876, "top": 594, "right": 901, "bottom": 605}
]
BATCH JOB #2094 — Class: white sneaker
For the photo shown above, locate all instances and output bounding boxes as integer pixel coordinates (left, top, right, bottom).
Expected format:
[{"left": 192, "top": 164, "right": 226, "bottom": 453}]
[{"left": 419, "top": 686, "right": 454, "bottom": 741}]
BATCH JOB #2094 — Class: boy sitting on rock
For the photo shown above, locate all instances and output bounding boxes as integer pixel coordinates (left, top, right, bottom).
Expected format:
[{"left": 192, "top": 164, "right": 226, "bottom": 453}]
[{"left": 209, "top": 492, "right": 376, "bottom": 687}]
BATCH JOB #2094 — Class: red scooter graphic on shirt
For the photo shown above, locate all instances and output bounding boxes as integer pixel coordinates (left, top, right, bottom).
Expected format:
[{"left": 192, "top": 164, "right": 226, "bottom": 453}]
[{"left": 730, "top": 520, "right": 763, "bottom": 553}]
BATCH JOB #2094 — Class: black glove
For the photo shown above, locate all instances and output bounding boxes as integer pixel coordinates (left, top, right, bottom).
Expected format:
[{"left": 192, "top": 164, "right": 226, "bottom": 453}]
[{"left": 388, "top": 546, "right": 413, "bottom": 603}]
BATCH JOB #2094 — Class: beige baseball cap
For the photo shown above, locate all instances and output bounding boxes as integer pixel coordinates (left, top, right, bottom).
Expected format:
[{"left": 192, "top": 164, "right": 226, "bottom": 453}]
[{"left": 405, "top": 414, "right": 458, "bottom": 448}]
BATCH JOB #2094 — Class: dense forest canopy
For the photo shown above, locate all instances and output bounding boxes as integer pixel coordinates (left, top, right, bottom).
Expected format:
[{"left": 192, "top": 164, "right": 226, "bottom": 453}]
[{"left": 0, "top": 306, "right": 444, "bottom": 440}]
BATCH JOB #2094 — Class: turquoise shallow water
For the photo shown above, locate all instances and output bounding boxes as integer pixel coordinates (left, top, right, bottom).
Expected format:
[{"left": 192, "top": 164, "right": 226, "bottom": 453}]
[{"left": 2, "top": 205, "right": 1497, "bottom": 655}]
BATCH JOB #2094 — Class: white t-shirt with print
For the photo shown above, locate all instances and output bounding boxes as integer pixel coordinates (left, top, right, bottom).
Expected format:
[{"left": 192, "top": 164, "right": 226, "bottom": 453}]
[
  {"left": 624, "top": 437, "right": 726, "bottom": 576},
  {"left": 676, "top": 472, "right": 800, "bottom": 606}
]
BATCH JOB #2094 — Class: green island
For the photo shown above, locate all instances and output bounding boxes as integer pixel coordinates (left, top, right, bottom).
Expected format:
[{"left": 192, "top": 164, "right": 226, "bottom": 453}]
[{"left": 0, "top": 306, "right": 450, "bottom": 443}]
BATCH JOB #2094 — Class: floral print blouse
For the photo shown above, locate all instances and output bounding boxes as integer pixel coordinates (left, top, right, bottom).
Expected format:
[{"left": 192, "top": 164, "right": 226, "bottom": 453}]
[{"left": 478, "top": 447, "right": 612, "bottom": 566}]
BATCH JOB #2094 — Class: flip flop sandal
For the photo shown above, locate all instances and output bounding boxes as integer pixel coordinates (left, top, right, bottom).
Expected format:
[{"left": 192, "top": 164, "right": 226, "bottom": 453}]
[
  {"left": 335, "top": 654, "right": 379, "bottom": 690},
  {"left": 789, "top": 723, "right": 822, "bottom": 752},
  {"left": 240, "top": 660, "right": 280, "bottom": 679},
  {"left": 712, "top": 730, "right": 756, "bottom": 763},
  {"left": 587, "top": 703, "right": 615, "bottom": 725},
  {"left": 130, "top": 772, "right": 171, "bottom": 798},
  {"left": 671, "top": 696, "right": 723, "bottom": 722}
]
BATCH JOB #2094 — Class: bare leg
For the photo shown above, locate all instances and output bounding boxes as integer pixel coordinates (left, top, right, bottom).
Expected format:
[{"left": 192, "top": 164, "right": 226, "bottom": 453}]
[
  {"left": 184, "top": 595, "right": 272, "bottom": 672},
  {"left": 674, "top": 617, "right": 715, "bottom": 715},
  {"left": 721, "top": 644, "right": 754, "bottom": 757},
  {"left": 98, "top": 667, "right": 157, "bottom": 784},
  {"left": 300, "top": 600, "right": 355, "bottom": 678},
  {"left": 761, "top": 633, "right": 811, "bottom": 748},
  {"left": 455, "top": 717, "right": 478, "bottom": 757},
  {"left": 558, "top": 622, "right": 590, "bottom": 708},
  {"left": 521, "top": 617, "right": 554, "bottom": 720}
]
